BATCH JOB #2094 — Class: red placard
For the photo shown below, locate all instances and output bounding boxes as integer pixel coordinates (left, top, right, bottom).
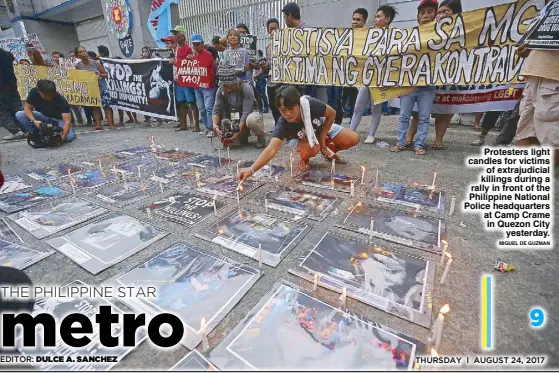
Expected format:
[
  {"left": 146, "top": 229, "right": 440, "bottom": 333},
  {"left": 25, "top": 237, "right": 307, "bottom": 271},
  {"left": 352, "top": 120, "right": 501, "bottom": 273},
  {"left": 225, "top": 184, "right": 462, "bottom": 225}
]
[{"left": 177, "top": 50, "right": 215, "bottom": 88}]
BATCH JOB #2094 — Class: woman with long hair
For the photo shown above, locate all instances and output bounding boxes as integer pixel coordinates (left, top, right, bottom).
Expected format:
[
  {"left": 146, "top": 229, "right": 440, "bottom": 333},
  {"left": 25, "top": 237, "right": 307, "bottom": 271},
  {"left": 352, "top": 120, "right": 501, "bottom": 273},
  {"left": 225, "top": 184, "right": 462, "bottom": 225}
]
[
  {"left": 349, "top": 5, "right": 398, "bottom": 144},
  {"left": 74, "top": 46, "right": 115, "bottom": 130},
  {"left": 27, "top": 48, "right": 46, "bottom": 66}
]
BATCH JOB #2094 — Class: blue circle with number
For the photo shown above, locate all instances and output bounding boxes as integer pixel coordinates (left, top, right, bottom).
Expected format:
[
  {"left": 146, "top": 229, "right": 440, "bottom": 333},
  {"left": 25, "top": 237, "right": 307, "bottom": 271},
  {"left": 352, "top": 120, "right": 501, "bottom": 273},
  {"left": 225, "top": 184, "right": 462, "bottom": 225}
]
[{"left": 529, "top": 307, "right": 546, "bottom": 328}]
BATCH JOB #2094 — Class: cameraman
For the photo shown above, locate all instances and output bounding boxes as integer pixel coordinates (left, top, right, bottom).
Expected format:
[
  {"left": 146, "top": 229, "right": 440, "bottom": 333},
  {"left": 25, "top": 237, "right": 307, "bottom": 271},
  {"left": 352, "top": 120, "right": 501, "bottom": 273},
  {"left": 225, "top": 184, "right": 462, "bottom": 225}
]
[
  {"left": 212, "top": 65, "right": 266, "bottom": 148},
  {"left": 15, "top": 79, "right": 75, "bottom": 144}
]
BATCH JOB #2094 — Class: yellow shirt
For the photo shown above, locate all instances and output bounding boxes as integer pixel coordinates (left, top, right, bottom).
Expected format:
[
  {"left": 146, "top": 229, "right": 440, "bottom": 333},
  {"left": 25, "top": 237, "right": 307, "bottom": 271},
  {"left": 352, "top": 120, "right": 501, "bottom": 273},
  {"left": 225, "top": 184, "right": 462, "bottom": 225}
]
[{"left": 521, "top": 50, "right": 559, "bottom": 82}]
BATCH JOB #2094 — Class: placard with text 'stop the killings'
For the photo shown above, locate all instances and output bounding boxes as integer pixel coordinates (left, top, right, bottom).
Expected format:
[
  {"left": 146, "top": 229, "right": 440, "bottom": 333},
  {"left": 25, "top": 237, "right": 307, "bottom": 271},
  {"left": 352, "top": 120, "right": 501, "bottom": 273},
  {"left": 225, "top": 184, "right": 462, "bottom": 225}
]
[
  {"left": 209, "top": 280, "right": 424, "bottom": 370},
  {"left": 0, "top": 186, "right": 66, "bottom": 214},
  {"left": 196, "top": 209, "right": 309, "bottom": 267},
  {"left": 0, "top": 238, "right": 54, "bottom": 270},
  {"left": 46, "top": 214, "right": 168, "bottom": 275},
  {"left": 147, "top": 193, "right": 227, "bottom": 228},
  {"left": 9, "top": 198, "right": 108, "bottom": 239},
  {"left": 16, "top": 280, "right": 147, "bottom": 371},
  {"left": 288, "top": 232, "right": 435, "bottom": 328},
  {"left": 337, "top": 202, "right": 445, "bottom": 253},
  {"left": 106, "top": 242, "right": 260, "bottom": 350}
]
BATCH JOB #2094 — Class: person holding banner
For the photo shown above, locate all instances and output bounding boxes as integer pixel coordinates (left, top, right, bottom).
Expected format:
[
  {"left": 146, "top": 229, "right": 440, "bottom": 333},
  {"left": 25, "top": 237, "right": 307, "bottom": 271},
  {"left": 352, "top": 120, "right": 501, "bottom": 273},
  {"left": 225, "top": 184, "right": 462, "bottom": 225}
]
[
  {"left": 191, "top": 34, "right": 217, "bottom": 137},
  {"left": 350, "top": 5, "right": 398, "bottom": 145},
  {"left": 391, "top": 0, "right": 438, "bottom": 155},
  {"left": 237, "top": 86, "right": 360, "bottom": 181},
  {"left": 170, "top": 25, "right": 200, "bottom": 132},
  {"left": 75, "top": 46, "right": 115, "bottom": 130}
]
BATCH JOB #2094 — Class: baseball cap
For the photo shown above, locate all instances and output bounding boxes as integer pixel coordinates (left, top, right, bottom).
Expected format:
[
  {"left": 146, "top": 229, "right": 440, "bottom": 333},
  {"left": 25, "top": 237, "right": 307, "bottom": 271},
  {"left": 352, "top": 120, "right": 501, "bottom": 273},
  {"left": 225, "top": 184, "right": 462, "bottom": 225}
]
[
  {"left": 170, "top": 25, "right": 187, "bottom": 34},
  {"left": 161, "top": 35, "right": 175, "bottom": 42},
  {"left": 418, "top": 0, "right": 438, "bottom": 9},
  {"left": 191, "top": 33, "right": 204, "bottom": 43}
]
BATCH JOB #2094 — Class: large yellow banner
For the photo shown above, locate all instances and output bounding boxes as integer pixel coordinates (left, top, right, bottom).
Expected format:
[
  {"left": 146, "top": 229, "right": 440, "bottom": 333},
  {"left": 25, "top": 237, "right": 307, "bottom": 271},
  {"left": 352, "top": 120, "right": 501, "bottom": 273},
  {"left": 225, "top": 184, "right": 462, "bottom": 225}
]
[
  {"left": 15, "top": 65, "right": 102, "bottom": 107},
  {"left": 270, "top": 0, "right": 544, "bottom": 91}
]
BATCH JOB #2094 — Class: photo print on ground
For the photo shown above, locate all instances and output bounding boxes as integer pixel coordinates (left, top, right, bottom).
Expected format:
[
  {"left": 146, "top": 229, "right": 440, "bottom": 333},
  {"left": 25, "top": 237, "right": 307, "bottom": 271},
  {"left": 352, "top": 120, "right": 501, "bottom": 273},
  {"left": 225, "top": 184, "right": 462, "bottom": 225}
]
[
  {"left": 16, "top": 280, "right": 147, "bottom": 371},
  {"left": 262, "top": 186, "right": 340, "bottom": 221},
  {"left": 187, "top": 154, "right": 232, "bottom": 169},
  {"left": 288, "top": 232, "right": 435, "bottom": 328},
  {"left": 337, "top": 202, "right": 445, "bottom": 253},
  {"left": 0, "top": 186, "right": 66, "bottom": 213},
  {"left": 9, "top": 197, "right": 108, "bottom": 239},
  {"left": 105, "top": 242, "right": 261, "bottom": 350},
  {"left": 145, "top": 192, "right": 227, "bottom": 228},
  {"left": 26, "top": 163, "right": 82, "bottom": 181},
  {"left": 366, "top": 182, "right": 446, "bottom": 215},
  {"left": 0, "top": 218, "right": 23, "bottom": 243},
  {"left": 209, "top": 280, "right": 424, "bottom": 370},
  {"left": 67, "top": 169, "right": 118, "bottom": 189},
  {"left": 196, "top": 208, "right": 309, "bottom": 267},
  {"left": 0, "top": 238, "right": 54, "bottom": 270},
  {"left": 88, "top": 178, "right": 161, "bottom": 207},
  {"left": 46, "top": 214, "right": 168, "bottom": 275},
  {"left": 170, "top": 350, "right": 217, "bottom": 371},
  {"left": 194, "top": 174, "right": 261, "bottom": 199},
  {"left": 294, "top": 170, "right": 363, "bottom": 193},
  {"left": 239, "top": 161, "right": 285, "bottom": 180},
  {"left": 0, "top": 175, "right": 32, "bottom": 195}
]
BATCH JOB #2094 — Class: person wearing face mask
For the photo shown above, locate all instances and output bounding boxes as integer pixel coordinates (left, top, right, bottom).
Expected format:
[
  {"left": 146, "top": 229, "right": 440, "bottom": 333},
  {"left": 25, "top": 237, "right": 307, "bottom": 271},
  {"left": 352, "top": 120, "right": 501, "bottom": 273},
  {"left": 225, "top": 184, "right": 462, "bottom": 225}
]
[
  {"left": 350, "top": 5, "right": 397, "bottom": 145},
  {"left": 391, "top": 0, "right": 438, "bottom": 155}
]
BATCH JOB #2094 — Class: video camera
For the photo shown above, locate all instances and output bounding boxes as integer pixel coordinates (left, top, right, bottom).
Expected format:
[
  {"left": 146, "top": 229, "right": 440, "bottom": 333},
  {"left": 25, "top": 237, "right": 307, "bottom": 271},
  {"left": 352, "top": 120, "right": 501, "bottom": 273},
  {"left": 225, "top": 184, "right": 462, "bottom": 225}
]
[
  {"left": 219, "top": 118, "right": 240, "bottom": 140},
  {"left": 27, "top": 119, "right": 64, "bottom": 148}
]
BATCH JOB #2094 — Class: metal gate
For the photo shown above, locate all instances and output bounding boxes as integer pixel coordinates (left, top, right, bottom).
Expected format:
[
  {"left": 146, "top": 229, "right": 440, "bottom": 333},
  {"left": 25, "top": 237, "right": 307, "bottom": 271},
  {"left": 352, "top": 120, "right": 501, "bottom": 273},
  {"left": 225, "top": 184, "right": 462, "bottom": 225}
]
[
  {"left": 178, "top": 0, "right": 296, "bottom": 53},
  {"left": 75, "top": 16, "right": 111, "bottom": 56}
]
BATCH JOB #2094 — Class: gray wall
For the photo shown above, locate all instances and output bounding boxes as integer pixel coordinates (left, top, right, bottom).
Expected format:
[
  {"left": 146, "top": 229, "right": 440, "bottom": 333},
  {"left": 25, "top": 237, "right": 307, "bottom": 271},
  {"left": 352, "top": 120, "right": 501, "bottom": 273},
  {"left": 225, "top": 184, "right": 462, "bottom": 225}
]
[
  {"left": 299, "top": 0, "right": 381, "bottom": 27},
  {"left": 20, "top": 19, "right": 80, "bottom": 56}
]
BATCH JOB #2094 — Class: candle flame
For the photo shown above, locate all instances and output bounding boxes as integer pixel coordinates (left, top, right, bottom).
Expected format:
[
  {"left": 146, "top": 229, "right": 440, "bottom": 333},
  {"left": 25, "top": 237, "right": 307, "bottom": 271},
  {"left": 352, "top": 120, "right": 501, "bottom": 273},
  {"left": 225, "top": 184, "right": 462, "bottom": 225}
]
[
  {"left": 361, "top": 165, "right": 365, "bottom": 172},
  {"left": 445, "top": 252, "right": 452, "bottom": 259},
  {"left": 442, "top": 239, "right": 448, "bottom": 245},
  {"left": 440, "top": 304, "right": 450, "bottom": 314},
  {"left": 431, "top": 348, "right": 439, "bottom": 357}
]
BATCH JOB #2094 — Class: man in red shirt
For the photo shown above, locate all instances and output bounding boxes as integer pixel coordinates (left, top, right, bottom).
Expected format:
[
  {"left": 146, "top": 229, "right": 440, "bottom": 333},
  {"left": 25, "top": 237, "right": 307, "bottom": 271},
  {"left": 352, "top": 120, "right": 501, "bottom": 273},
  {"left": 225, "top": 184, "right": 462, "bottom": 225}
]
[
  {"left": 191, "top": 34, "right": 217, "bottom": 137},
  {"left": 170, "top": 25, "right": 200, "bottom": 132}
]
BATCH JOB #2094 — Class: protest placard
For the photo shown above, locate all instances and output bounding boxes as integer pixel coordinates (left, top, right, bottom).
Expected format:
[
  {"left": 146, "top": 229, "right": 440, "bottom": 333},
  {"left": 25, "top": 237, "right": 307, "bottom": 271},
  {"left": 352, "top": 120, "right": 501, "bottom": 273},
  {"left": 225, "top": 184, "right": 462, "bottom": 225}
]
[
  {"left": 149, "top": 47, "right": 174, "bottom": 59},
  {"left": 240, "top": 34, "right": 258, "bottom": 60},
  {"left": 517, "top": 0, "right": 559, "bottom": 49},
  {"left": 270, "top": 0, "right": 544, "bottom": 88},
  {"left": 14, "top": 65, "right": 101, "bottom": 107},
  {"left": 101, "top": 58, "right": 177, "bottom": 120}
]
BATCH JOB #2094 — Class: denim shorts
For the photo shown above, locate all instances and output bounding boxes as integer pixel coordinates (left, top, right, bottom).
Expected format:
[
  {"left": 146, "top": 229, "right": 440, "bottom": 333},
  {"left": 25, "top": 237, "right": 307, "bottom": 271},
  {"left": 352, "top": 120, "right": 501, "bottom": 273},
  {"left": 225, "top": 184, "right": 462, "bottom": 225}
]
[
  {"left": 175, "top": 85, "right": 196, "bottom": 103},
  {"left": 288, "top": 123, "right": 344, "bottom": 149}
]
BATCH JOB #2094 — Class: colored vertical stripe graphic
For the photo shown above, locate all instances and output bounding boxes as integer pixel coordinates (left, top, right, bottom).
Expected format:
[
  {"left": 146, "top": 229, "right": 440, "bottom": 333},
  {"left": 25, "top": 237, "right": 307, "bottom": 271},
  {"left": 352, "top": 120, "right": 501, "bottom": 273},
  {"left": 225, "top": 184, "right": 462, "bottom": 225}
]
[{"left": 481, "top": 275, "right": 493, "bottom": 349}]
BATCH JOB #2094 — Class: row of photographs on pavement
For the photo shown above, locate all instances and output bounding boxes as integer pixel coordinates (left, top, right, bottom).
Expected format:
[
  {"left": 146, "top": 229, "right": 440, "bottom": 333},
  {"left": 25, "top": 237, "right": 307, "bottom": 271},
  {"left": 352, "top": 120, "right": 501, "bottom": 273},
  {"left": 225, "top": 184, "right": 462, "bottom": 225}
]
[{"left": 0, "top": 146, "right": 446, "bottom": 370}]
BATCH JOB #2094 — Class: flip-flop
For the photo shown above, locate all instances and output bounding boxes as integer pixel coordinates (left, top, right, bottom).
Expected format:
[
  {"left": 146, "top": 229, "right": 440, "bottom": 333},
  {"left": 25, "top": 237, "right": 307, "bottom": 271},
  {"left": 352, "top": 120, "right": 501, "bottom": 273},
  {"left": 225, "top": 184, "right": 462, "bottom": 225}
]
[
  {"left": 299, "top": 158, "right": 310, "bottom": 171},
  {"left": 432, "top": 144, "right": 445, "bottom": 150},
  {"left": 192, "top": 128, "right": 201, "bottom": 133},
  {"left": 414, "top": 147, "right": 427, "bottom": 155},
  {"left": 175, "top": 127, "right": 187, "bottom": 132}
]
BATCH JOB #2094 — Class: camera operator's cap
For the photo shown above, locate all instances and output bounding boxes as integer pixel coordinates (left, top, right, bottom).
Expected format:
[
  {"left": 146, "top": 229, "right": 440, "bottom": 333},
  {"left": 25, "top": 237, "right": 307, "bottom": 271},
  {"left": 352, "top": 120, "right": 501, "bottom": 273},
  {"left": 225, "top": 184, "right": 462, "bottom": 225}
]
[
  {"left": 170, "top": 25, "right": 187, "bottom": 34},
  {"left": 161, "top": 35, "right": 175, "bottom": 43},
  {"left": 418, "top": 0, "right": 438, "bottom": 9},
  {"left": 218, "top": 65, "right": 240, "bottom": 86},
  {"left": 191, "top": 33, "right": 204, "bottom": 43}
]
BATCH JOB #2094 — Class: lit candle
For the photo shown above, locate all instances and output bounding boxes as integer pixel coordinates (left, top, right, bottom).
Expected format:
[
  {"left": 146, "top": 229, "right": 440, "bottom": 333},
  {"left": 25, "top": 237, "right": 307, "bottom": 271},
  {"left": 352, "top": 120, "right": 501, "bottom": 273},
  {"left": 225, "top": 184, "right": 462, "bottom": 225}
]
[
  {"left": 258, "top": 243, "right": 263, "bottom": 269},
  {"left": 195, "top": 171, "right": 201, "bottom": 187},
  {"left": 450, "top": 196, "right": 456, "bottom": 216},
  {"left": 227, "top": 147, "right": 230, "bottom": 160},
  {"left": 199, "top": 317, "right": 209, "bottom": 351},
  {"left": 146, "top": 207, "right": 152, "bottom": 220},
  {"left": 339, "top": 287, "right": 347, "bottom": 306},
  {"left": 440, "top": 253, "right": 452, "bottom": 284},
  {"left": 67, "top": 168, "right": 71, "bottom": 177},
  {"left": 289, "top": 153, "right": 293, "bottom": 176},
  {"left": 313, "top": 273, "right": 319, "bottom": 291},
  {"left": 265, "top": 198, "right": 269, "bottom": 213},
  {"left": 71, "top": 180, "right": 76, "bottom": 195},
  {"left": 137, "top": 165, "right": 141, "bottom": 179},
  {"left": 236, "top": 160, "right": 241, "bottom": 174},
  {"left": 433, "top": 305, "right": 450, "bottom": 351},
  {"left": 159, "top": 182, "right": 164, "bottom": 194},
  {"left": 218, "top": 148, "right": 221, "bottom": 166},
  {"left": 440, "top": 240, "right": 448, "bottom": 266},
  {"left": 98, "top": 160, "right": 102, "bottom": 170},
  {"left": 431, "top": 172, "right": 437, "bottom": 189},
  {"left": 350, "top": 181, "right": 355, "bottom": 197},
  {"left": 369, "top": 219, "right": 374, "bottom": 241},
  {"left": 361, "top": 166, "right": 365, "bottom": 185},
  {"left": 331, "top": 159, "right": 335, "bottom": 178},
  {"left": 213, "top": 194, "right": 217, "bottom": 216}
]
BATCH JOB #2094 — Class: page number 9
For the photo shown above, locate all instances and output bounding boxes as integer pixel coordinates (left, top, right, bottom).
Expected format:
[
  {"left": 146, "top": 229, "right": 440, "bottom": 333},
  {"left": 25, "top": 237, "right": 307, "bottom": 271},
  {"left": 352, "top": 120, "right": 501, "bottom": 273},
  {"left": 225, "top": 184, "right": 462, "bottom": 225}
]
[{"left": 530, "top": 308, "right": 545, "bottom": 328}]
